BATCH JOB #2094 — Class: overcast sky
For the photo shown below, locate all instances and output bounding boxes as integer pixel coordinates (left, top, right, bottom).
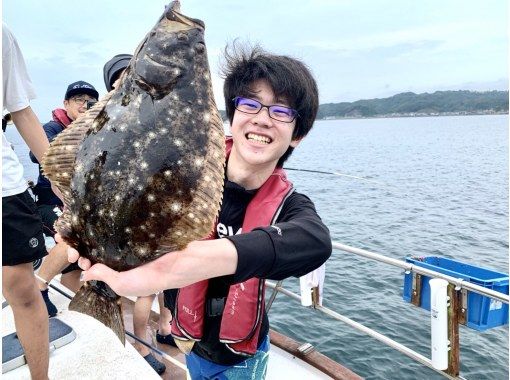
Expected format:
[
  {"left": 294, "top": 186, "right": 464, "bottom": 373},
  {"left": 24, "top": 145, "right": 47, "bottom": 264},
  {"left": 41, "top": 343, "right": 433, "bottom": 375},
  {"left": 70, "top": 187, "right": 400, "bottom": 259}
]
[{"left": 3, "top": 0, "right": 508, "bottom": 120}]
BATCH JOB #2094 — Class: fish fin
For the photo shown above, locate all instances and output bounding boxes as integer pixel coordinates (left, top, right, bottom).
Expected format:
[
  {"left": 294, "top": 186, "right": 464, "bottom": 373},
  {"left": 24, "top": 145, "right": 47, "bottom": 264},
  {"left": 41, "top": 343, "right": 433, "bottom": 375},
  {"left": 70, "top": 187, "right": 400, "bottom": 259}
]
[
  {"left": 69, "top": 282, "right": 126, "bottom": 344},
  {"left": 157, "top": 113, "right": 225, "bottom": 252}
]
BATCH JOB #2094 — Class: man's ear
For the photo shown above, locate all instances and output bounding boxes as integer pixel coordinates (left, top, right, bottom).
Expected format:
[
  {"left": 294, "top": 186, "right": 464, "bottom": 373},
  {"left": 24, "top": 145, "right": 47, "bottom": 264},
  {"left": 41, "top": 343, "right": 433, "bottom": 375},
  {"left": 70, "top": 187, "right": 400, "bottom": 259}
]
[
  {"left": 290, "top": 137, "right": 302, "bottom": 148},
  {"left": 63, "top": 99, "right": 70, "bottom": 109}
]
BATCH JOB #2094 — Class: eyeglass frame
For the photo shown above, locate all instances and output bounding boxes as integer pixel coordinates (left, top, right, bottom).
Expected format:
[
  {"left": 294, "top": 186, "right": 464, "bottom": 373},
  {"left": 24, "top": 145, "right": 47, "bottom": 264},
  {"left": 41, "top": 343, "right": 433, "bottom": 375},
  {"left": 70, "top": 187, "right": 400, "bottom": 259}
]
[
  {"left": 70, "top": 95, "right": 96, "bottom": 105},
  {"left": 232, "top": 96, "right": 299, "bottom": 123}
]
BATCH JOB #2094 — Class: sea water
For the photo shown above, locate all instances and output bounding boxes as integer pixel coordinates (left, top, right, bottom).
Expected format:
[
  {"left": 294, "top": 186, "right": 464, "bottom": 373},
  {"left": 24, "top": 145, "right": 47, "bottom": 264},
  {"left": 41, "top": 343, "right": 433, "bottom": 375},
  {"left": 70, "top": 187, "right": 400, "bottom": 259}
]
[
  {"left": 276, "top": 114, "right": 509, "bottom": 380},
  {"left": 5, "top": 114, "right": 508, "bottom": 379}
]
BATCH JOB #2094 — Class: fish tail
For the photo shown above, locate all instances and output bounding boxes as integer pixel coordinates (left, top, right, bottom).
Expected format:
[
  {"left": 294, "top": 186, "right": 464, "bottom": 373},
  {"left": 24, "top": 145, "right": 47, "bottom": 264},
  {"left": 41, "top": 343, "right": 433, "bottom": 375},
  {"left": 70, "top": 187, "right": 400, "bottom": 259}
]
[{"left": 69, "top": 280, "right": 125, "bottom": 344}]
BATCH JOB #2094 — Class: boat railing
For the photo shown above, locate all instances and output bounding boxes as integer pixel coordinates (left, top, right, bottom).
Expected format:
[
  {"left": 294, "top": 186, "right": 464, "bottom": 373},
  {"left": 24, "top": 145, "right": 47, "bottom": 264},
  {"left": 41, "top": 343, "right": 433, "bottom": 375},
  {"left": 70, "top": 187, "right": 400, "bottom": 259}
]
[{"left": 265, "top": 240, "right": 509, "bottom": 380}]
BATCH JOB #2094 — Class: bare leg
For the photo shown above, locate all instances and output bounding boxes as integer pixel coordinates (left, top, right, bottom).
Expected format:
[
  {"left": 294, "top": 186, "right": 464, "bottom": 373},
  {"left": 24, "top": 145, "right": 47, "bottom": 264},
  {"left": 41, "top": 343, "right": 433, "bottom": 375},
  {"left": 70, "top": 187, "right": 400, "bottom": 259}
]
[
  {"left": 133, "top": 294, "right": 156, "bottom": 357},
  {"left": 3, "top": 263, "right": 49, "bottom": 380},
  {"left": 60, "top": 270, "right": 82, "bottom": 293},
  {"left": 37, "top": 242, "right": 69, "bottom": 290},
  {"left": 158, "top": 293, "right": 173, "bottom": 335},
  {"left": 133, "top": 295, "right": 166, "bottom": 373}
]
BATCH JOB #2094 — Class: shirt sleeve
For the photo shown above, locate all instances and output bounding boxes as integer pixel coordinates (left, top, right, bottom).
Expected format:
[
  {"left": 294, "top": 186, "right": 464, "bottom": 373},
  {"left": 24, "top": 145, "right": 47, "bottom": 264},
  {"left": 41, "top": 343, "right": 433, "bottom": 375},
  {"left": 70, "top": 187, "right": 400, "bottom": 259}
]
[
  {"left": 2, "top": 23, "right": 36, "bottom": 113},
  {"left": 227, "top": 192, "right": 332, "bottom": 283}
]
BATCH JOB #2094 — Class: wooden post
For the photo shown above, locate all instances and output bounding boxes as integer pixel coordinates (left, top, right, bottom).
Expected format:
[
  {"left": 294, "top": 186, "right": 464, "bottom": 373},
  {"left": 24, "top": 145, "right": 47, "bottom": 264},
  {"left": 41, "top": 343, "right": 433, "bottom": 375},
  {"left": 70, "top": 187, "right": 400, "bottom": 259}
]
[
  {"left": 458, "top": 289, "right": 468, "bottom": 326},
  {"left": 446, "top": 284, "right": 460, "bottom": 376},
  {"left": 311, "top": 286, "right": 320, "bottom": 308},
  {"left": 411, "top": 273, "right": 422, "bottom": 307}
]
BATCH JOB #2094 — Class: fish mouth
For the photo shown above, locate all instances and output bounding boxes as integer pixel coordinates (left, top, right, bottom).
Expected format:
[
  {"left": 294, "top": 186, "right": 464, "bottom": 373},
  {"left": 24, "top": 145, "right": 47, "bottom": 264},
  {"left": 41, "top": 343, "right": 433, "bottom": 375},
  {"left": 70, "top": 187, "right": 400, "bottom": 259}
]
[
  {"left": 144, "top": 52, "right": 186, "bottom": 73},
  {"left": 165, "top": 1, "right": 205, "bottom": 29},
  {"left": 130, "top": 1, "right": 205, "bottom": 98}
]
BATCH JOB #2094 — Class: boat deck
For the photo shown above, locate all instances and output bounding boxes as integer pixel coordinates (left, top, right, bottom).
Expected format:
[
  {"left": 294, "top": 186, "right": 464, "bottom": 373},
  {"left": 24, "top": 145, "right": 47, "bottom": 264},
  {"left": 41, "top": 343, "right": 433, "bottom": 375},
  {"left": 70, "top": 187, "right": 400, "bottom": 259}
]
[
  {"left": 2, "top": 278, "right": 361, "bottom": 379},
  {"left": 122, "top": 296, "right": 361, "bottom": 380}
]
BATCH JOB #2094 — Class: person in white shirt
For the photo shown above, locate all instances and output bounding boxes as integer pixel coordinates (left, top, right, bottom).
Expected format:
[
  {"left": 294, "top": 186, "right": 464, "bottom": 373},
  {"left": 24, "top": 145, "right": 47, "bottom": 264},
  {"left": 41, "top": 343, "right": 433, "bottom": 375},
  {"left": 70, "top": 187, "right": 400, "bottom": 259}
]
[{"left": 2, "top": 22, "right": 53, "bottom": 380}]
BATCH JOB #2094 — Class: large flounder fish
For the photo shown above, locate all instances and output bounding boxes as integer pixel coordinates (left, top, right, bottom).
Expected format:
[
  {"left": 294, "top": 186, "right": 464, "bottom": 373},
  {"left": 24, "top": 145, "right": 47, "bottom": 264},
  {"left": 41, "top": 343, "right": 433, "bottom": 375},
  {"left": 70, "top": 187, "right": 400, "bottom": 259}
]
[{"left": 41, "top": 1, "right": 225, "bottom": 343}]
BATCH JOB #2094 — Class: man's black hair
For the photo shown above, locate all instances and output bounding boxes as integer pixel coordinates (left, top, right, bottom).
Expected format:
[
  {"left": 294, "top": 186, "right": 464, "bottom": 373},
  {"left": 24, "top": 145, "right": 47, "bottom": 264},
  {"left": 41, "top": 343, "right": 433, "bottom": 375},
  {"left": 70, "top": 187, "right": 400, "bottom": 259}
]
[{"left": 221, "top": 43, "right": 319, "bottom": 167}]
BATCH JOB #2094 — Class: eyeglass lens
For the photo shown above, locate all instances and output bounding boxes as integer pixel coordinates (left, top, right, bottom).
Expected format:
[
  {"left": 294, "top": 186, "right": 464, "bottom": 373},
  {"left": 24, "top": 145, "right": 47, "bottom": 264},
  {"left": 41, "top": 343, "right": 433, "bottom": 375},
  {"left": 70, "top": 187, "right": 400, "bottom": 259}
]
[
  {"left": 233, "top": 97, "right": 297, "bottom": 122},
  {"left": 72, "top": 96, "right": 94, "bottom": 105}
]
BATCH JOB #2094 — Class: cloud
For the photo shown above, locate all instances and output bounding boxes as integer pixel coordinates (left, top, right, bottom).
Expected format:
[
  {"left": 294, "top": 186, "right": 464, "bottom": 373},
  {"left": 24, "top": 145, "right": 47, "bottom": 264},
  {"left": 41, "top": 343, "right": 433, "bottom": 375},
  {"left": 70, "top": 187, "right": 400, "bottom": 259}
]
[
  {"left": 3, "top": 0, "right": 507, "bottom": 115},
  {"left": 297, "top": 20, "right": 505, "bottom": 56}
]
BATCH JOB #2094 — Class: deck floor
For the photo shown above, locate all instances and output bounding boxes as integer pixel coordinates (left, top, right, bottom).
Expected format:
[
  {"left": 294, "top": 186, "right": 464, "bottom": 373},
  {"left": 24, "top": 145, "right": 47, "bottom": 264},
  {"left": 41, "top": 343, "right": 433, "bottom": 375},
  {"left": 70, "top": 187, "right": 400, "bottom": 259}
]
[
  {"left": 3, "top": 278, "right": 358, "bottom": 379},
  {"left": 121, "top": 297, "right": 188, "bottom": 379}
]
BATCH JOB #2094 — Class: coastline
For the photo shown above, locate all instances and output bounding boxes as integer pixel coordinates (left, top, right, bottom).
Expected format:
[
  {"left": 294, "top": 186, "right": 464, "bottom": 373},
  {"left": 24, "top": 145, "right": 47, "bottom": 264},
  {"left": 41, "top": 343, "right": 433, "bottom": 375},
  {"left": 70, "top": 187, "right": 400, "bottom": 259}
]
[{"left": 318, "top": 110, "right": 509, "bottom": 121}]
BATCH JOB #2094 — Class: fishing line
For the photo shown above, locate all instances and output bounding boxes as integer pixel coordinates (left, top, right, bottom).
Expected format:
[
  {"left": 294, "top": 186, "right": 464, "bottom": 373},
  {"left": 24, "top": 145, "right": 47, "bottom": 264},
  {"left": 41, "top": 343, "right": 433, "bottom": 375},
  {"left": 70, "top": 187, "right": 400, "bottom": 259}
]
[
  {"left": 284, "top": 167, "right": 388, "bottom": 186},
  {"left": 35, "top": 273, "right": 74, "bottom": 300},
  {"left": 284, "top": 166, "right": 416, "bottom": 200}
]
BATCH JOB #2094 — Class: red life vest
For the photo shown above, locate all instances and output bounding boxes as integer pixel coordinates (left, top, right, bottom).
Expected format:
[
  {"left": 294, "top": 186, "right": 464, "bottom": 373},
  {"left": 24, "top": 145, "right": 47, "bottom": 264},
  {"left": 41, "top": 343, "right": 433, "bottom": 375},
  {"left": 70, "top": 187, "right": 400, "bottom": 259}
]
[
  {"left": 171, "top": 137, "right": 294, "bottom": 356},
  {"left": 51, "top": 108, "right": 73, "bottom": 128}
]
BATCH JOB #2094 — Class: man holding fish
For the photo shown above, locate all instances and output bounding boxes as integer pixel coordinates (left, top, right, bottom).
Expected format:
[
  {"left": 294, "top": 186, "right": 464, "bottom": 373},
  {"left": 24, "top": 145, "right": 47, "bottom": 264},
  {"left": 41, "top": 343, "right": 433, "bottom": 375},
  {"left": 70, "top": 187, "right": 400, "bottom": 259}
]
[
  {"left": 69, "top": 45, "right": 331, "bottom": 378},
  {"left": 44, "top": 2, "right": 329, "bottom": 378}
]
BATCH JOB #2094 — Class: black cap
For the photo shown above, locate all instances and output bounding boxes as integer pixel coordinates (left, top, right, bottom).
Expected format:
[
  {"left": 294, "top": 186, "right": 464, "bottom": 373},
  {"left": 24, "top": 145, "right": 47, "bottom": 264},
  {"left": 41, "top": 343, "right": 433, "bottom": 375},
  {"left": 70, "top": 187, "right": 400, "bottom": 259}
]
[
  {"left": 103, "top": 54, "right": 132, "bottom": 92},
  {"left": 65, "top": 81, "right": 99, "bottom": 100}
]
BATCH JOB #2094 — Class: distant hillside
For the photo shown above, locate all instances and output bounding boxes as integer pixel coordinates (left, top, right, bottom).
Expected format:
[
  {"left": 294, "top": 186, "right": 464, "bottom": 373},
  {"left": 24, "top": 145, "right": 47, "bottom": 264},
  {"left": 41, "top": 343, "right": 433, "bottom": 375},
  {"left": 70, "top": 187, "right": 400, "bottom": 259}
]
[
  {"left": 218, "top": 90, "right": 508, "bottom": 121},
  {"left": 318, "top": 90, "right": 508, "bottom": 119}
]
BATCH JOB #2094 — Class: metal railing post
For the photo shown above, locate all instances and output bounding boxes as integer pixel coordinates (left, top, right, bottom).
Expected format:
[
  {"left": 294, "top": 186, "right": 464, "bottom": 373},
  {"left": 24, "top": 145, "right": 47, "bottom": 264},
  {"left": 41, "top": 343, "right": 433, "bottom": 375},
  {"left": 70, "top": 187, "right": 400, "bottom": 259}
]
[{"left": 266, "top": 280, "right": 283, "bottom": 313}]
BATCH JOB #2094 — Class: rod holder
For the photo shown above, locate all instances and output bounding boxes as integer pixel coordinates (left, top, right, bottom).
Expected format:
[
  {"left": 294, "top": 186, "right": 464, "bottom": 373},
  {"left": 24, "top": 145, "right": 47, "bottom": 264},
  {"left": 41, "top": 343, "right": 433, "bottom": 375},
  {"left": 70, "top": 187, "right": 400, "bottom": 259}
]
[{"left": 430, "top": 278, "right": 450, "bottom": 370}]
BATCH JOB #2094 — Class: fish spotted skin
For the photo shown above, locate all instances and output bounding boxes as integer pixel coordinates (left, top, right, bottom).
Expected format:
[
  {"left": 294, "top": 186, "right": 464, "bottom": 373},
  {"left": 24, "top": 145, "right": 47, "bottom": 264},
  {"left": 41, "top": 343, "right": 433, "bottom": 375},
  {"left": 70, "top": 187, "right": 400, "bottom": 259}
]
[{"left": 41, "top": 1, "right": 225, "bottom": 343}]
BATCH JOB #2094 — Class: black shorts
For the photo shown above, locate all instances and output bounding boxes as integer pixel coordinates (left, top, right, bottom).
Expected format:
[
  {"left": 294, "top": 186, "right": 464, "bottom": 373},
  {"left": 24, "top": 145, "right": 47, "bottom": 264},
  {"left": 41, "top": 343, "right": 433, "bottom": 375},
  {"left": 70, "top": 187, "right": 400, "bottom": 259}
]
[
  {"left": 37, "top": 203, "right": 60, "bottom": 238},
  {"left": 36, "top": 203, "right": 80, "bottom": 274},
  {"left": 3, "top": 190, "right": 48, "bottom": 266},
  {"left": 163, "top": 289, "right": 178, "bottom": 312}
]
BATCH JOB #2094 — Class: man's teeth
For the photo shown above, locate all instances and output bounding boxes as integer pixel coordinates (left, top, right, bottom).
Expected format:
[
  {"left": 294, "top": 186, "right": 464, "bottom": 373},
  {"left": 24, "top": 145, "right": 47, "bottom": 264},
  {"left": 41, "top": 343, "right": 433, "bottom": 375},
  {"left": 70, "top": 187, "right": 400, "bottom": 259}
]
[{"left": 247, "top": 133, "right": 271, "bottom": 144}]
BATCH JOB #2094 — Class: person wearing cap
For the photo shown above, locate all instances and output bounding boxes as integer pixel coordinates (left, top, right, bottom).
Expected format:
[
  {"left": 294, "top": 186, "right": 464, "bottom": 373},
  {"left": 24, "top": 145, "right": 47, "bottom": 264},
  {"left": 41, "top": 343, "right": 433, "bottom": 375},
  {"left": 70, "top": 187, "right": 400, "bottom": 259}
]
[{"left": 29, "top": 80, "right": 99, "bottom": 316}]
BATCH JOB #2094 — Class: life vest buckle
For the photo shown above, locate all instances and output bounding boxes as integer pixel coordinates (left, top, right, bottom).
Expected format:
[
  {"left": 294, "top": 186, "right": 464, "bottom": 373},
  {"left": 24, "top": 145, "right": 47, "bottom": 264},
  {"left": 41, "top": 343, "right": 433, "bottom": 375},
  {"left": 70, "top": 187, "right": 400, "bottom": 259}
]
[{"left": 206, "top": 297, "right": 226, "bottom": 317}]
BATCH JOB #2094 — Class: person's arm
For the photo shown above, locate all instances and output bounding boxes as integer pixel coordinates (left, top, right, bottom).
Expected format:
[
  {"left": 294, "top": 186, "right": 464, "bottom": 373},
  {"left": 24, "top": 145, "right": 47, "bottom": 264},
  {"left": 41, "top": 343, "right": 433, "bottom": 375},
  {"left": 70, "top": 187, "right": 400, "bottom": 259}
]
[
  {"left": 227, "top": 192, "right": 332, "bottom": 283},
  {"left": 25, "top": 120, "right": 64, "bottom": 202},
  {"left": 11, "top": 106, "right": 49, "bottom": 163},
  {"left": 29, "top": 122, "right": 61, "bottom": 163},
  {"left": 68, "top": 192, "right": 330, "bottom": 295},
  {"left": 73, "top": 237, "right": 238, "bottom": 297}
]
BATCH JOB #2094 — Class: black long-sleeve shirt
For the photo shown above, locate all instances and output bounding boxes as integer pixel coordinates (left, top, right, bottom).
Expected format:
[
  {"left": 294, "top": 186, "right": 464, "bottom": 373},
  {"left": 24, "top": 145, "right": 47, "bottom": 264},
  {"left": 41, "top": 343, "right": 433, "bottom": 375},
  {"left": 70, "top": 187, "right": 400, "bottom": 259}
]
[{"left": 170, "top": 178, "right": 331, "bottom": 365}]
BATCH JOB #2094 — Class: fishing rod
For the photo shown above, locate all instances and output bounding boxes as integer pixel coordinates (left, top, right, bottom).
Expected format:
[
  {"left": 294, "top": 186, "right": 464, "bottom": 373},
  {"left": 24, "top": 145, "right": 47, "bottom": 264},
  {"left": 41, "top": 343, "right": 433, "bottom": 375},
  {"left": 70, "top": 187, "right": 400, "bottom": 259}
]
[
  {"left": 284, "top": 167, "right": 386, "bottom": 186},
  {"left": 33, "top": 274, "right": 188, "bottom": 373}
]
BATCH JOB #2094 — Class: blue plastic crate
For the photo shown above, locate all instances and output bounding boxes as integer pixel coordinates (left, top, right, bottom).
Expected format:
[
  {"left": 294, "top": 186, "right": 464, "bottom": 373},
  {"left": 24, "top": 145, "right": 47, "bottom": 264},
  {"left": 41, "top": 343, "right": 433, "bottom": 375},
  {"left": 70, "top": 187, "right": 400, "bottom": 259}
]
[{"left": 402, "top": 256, "right": 509, "bottom": 331}]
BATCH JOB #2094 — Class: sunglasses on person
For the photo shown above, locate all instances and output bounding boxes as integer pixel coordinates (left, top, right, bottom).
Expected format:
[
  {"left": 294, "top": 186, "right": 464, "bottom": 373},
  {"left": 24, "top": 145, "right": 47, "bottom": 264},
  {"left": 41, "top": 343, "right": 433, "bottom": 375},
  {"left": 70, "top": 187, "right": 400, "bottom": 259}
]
[{"left": 232, "top": 96, "right": 299, "bottom": 123}]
